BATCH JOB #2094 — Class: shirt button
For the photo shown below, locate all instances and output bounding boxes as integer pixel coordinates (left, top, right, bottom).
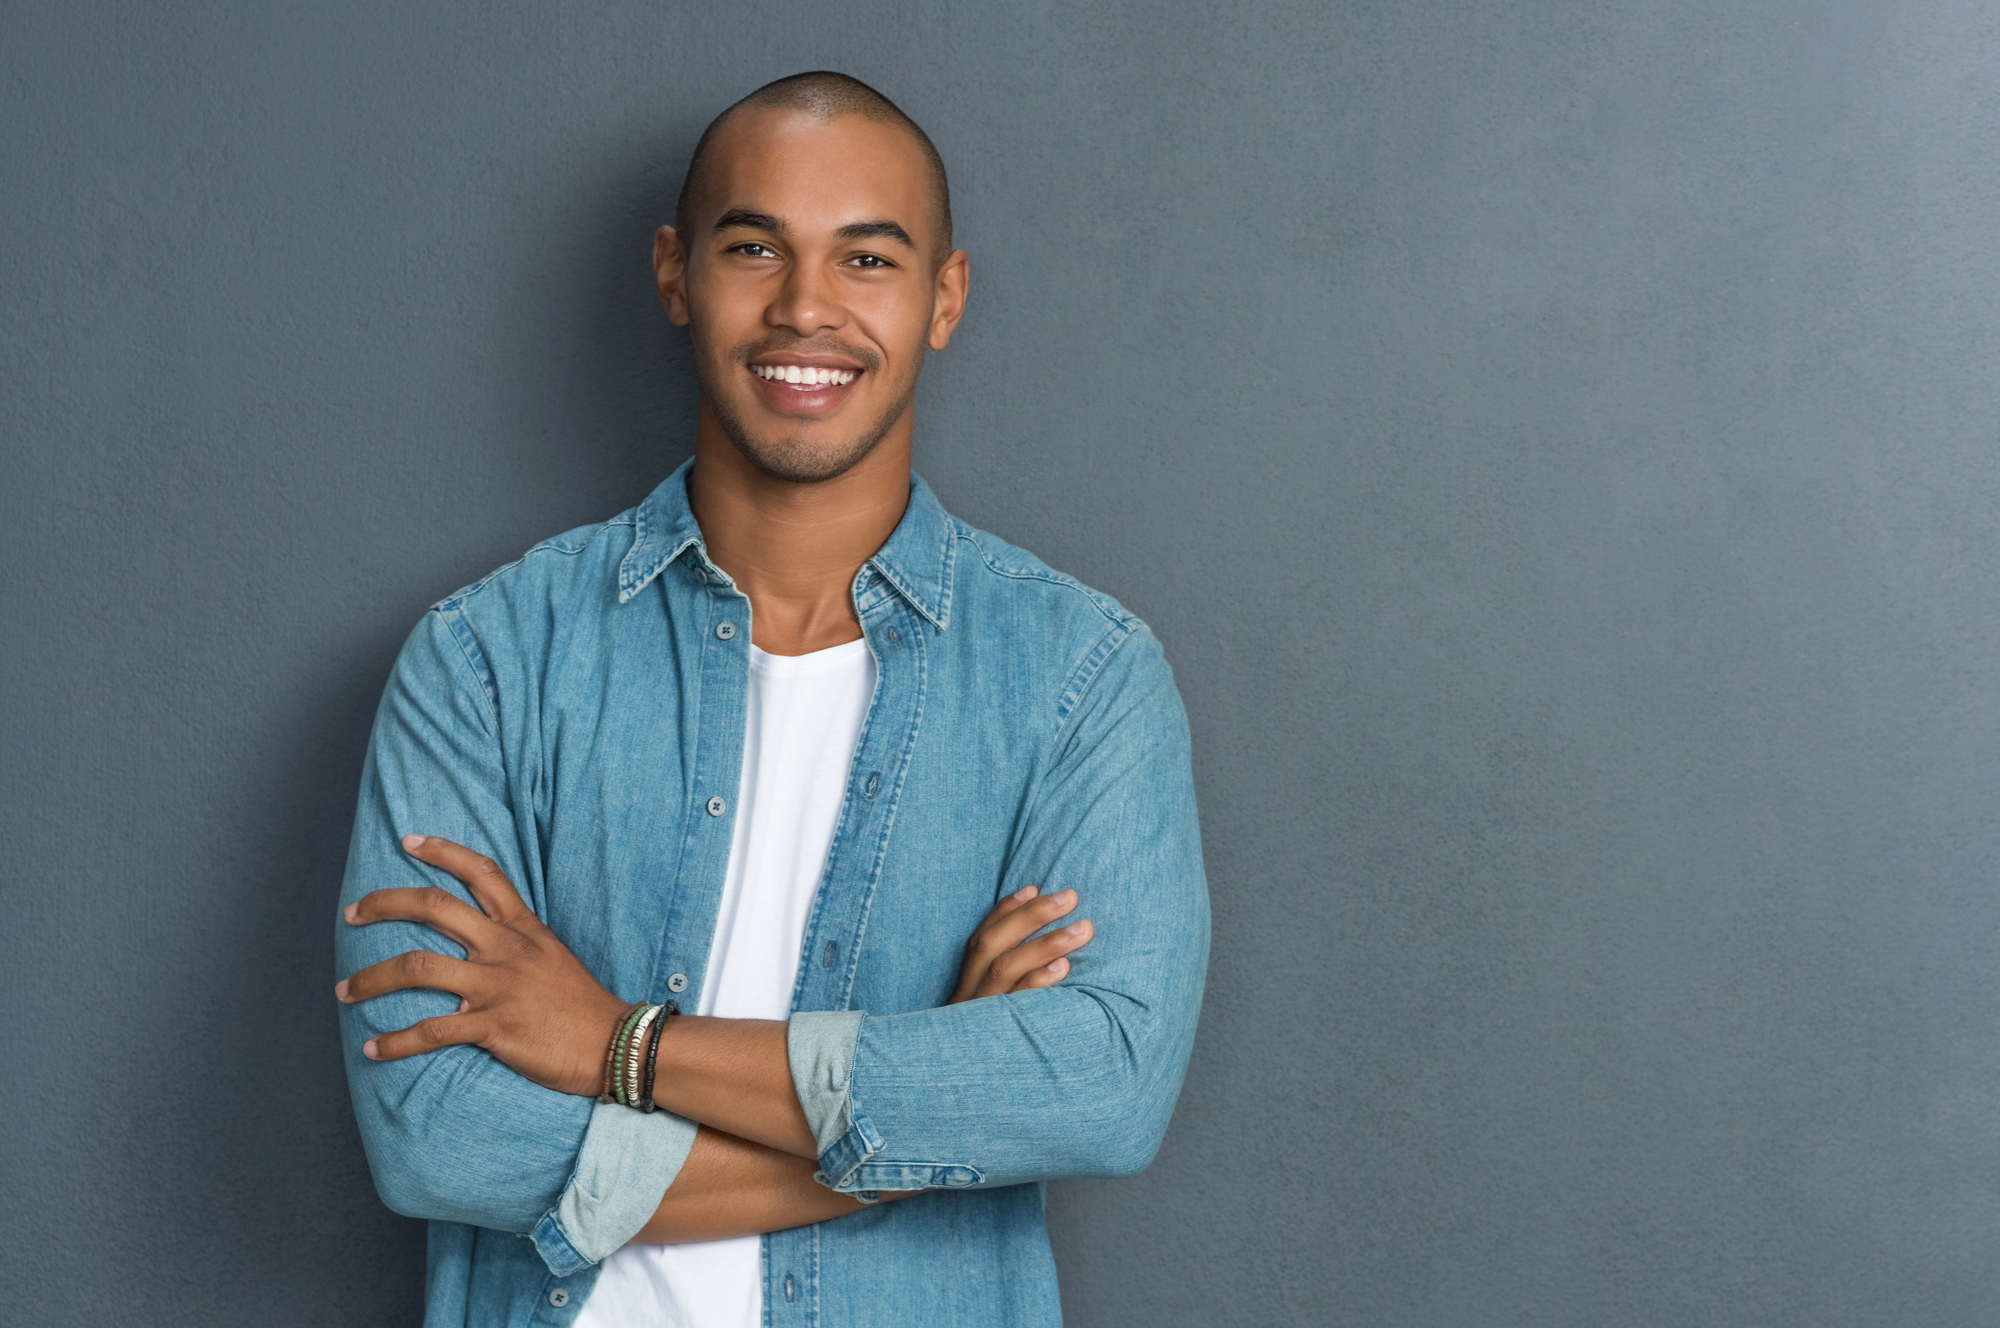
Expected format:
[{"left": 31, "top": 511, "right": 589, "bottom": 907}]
[
  {"left": 715, "top": 621, "right": 736, "bottom": 640},
  {"left": 548, "top": 1287, "right": 570, "bottom": 1307},
  {"left": 706, "top": 796, "right": 726, "bottom": 816},
  {"left": 886, "top": 626, "right": 900, "bottom": 644},
  {"left": 667, "top": 972, "right": 688, "bottom": 993}
]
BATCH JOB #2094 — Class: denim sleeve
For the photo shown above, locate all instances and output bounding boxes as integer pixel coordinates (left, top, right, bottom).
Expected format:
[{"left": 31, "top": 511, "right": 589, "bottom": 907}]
[
  {"left": 793, "top": 626, "right": 1211, "bottom": 1193},
  {"left": 334, "top": 610, "right": 696, "bottom": 1276}
]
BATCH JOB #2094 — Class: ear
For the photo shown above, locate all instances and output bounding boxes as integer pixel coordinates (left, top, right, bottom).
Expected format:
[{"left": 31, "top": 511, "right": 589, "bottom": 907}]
[
  {"left": 654, "top": 225, "right": 691, "bottom": 327},
  {"left": 927, "top": 248, "right": 970, "bottom": 351}
]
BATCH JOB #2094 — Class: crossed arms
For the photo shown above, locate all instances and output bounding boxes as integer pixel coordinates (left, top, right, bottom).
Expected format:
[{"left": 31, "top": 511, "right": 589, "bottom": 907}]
[
  {"left": 337, "top": 835, "right": 1096, "bottom": 1244},
  {"left": 333, "top": 608, "right": 1208, "bottom": 1271}
]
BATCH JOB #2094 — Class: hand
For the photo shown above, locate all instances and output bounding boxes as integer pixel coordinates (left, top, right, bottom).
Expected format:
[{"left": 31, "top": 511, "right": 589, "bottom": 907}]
[
  {"left": 948, "top": 886, "right": 1094, "bottom": 1004},
  {"left": 336, "top": 834, "right": 629, "bottom": 1097}
]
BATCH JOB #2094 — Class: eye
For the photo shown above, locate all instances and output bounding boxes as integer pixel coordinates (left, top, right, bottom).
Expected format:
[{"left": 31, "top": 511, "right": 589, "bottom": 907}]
[
  {"left": 731, "top": 242, "right": 779, "bottom": 259},
  {"left": 847, "top": 253, "right": 895, "bottom": 269}
]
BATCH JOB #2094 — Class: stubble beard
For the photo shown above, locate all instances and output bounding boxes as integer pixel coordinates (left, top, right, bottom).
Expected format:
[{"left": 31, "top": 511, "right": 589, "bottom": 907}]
[{"left": 697, "top": 334, "right": 918, "bottom": 485}]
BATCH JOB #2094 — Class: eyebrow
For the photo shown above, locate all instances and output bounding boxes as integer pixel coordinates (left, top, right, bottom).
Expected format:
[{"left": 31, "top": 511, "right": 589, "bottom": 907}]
[
  {"left": 711, "top": 208, "right": 916, "bottom": 252},
  {"left": 713, "top": 208, "right": 784, "bottom": 234},
  {"left": 834, "top": 219, "right": 916, "bottom": 250}
]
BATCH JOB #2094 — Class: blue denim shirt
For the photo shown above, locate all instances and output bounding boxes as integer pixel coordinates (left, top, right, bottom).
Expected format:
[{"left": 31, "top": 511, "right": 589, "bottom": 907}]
[{"left": 335, "top": 463, "right": 1209, "bottom": 1327}]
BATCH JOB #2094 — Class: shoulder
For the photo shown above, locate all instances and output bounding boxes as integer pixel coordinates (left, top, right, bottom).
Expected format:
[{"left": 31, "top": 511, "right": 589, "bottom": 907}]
[
  {"left": 398, "top": 509, "right": 640, "bottom": 709},
  {"left": 432, "top": 511, "right": 639, "bottom": 618},
  {"left": 946, "top": 518, "right": 1172, "bottom": 726},
  {"left": 951, "top": 522, "right": 1140, "bottom": 635}
]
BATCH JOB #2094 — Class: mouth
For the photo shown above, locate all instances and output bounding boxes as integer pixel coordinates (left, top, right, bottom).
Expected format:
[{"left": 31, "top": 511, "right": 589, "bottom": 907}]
[
  {"left": 751, "top": 363, "right": 859, "bottom": 387},
  {"left": 746, "top": 356, "right": 865, "bottom": 415}
]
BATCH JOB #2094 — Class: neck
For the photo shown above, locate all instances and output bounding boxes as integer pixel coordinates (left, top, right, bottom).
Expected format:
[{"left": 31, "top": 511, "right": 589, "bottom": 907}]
[{"left": 686, "top": 401, "right": 913, "bottom": 657}]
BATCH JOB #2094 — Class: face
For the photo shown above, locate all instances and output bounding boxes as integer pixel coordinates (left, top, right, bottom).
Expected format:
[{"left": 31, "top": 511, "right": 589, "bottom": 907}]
[{"left": 655, "top": 107, "right": 968, "bottom": 484}]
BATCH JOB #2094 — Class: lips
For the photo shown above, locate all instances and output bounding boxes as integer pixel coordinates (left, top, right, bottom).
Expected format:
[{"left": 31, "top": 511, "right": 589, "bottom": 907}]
[{"left": 746, "top": 358, "right": 864, "bottom": 416}]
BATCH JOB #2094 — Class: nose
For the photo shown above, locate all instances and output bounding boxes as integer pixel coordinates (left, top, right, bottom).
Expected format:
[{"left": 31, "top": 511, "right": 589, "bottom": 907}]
[{"left": 765, "top": 254, "right": 846, "bottom": 336}]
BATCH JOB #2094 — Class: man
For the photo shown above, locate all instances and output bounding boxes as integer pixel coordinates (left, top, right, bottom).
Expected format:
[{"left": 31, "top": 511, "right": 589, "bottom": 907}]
[{"left": 334, "top": 71, "right": 1209, "bottom": 1326}]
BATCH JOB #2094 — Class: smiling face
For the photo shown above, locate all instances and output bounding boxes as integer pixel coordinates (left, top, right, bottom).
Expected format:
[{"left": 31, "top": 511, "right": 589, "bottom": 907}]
[{"left": 656, "top": 105, "right": 968, "bottom": 484}]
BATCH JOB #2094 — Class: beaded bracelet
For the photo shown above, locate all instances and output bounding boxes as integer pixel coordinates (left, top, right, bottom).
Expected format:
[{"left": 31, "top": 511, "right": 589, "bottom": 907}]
[
  {"left": 623, "top": 1005, "right": 661, "bottom": 1107},
  {"left": 638, "top": 1000, "right": 679, "bottom": 1113},
  {"left": 620, "top": 1005, "right": 658, "bottom": 1107},
  {"left": 600, "top": 1003, "right": 645, "bottom": 1103},
  {"left": 606, "top": 1004, "right": 652, "bottom": 1106}
]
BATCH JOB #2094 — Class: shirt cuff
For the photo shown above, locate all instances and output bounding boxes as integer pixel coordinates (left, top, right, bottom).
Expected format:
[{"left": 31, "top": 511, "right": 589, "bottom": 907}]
[
  {"left": 528, "top": 1100, "right": 699, "bottom": 1276},
  {"left": 787, "top": 1010, "right": 881, "bottom": 1195}
]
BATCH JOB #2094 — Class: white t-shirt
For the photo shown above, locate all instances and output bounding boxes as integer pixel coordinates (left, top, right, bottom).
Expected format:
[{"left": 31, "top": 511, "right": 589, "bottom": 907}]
[{"left": 575, "top": 636, "right": 876, "bottom": 1328}]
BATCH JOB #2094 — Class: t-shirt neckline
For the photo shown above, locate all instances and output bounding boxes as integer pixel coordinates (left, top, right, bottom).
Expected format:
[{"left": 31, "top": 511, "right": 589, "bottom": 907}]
[{"left": 748, "top": 635, "right": 872, "bottom": 677}]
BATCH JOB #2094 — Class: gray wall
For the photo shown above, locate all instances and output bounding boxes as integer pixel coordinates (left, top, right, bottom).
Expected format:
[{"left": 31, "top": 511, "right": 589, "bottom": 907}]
[{"left": 6, "top": 1, "right": 2000, "bottom": 1323}]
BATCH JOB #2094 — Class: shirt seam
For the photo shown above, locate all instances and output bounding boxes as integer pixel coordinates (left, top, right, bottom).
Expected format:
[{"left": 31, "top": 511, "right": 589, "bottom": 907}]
[
  {"left": 1051, "top": 618, "right": 1143, "bottom": 734},
  {"left": 963, "top": 529, "right": 1136, "bottom": 633},
  {"left": 434, "top": 515, "right": 638, "bottom": 614},
  {"left": 433, "top": 607, "right": 502, "bottom": 732}
]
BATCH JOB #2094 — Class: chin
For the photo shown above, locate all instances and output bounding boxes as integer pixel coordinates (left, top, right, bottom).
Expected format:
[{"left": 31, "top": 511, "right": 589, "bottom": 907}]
[
  {"left": 712, "top": 382, "right": 913, "bottom": 485},
  {"left": 725, "top": 428, "right": 887, "bottom": 484}
]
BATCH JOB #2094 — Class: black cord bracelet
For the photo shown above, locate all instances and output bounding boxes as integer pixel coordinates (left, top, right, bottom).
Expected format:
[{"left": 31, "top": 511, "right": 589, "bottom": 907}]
[{"left": 639, "top": 998, "right": 677, "bottom": 1112}]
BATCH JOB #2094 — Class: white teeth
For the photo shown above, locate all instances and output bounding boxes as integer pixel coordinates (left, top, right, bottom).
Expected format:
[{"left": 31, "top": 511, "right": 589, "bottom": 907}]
[{"left": 754, "top": 365, "right": 858, "bottom": 386}]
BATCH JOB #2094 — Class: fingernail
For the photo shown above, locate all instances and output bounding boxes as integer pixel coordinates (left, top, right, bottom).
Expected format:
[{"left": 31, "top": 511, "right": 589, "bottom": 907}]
[
  {"left": 343, "top": 902, "right": 359, "bottom": 924},
  {"left": 334, "top": 979, "right": 349, "bottom": 1001},
  {"left": 402, "top": 833, "right": 428, "bottom": 852},
  {"left": 1067, "top": 921, "right": 1089, "bottom": 935},
  {"left": 1048, "top": 958, "right": 1067, "bottom": 973},
  {"left": 362, "top": 1039, "right": 380, "bottom": 1060},
  {"left": 1059, "top": 890, "right": 1077, "bottom": 904},
  {"left": 1013, "top": 886, "right": 1037, "bottom": 900}
]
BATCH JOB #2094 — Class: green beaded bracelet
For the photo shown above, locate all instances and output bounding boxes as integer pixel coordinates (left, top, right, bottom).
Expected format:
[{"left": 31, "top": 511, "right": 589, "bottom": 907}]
[
  {"left": 611, "top": 1004, "right": 652, "bottom": 1107},
  {"left": 623, "top": 1005, "right": 660, "bottom": 1107}
]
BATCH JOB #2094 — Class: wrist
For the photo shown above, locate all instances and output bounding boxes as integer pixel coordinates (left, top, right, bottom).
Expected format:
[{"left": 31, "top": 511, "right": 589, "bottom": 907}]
[
  {"left": 599, "top": 1003, "right": 646, "bottom": 1101},
  {"left": 602, "top": 1000, "right": 680, "bottom": 1108}
]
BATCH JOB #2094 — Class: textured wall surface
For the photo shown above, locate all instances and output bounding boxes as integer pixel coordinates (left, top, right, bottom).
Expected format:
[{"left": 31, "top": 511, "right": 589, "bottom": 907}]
[{"left": 8, "top": 1, "right": 2000, "bottom": 1323}]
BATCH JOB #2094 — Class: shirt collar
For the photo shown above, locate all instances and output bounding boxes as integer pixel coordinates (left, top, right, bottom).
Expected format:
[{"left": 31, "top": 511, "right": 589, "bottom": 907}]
[{"left": 617, "top": 459, "right": 957, "bottom": 633}]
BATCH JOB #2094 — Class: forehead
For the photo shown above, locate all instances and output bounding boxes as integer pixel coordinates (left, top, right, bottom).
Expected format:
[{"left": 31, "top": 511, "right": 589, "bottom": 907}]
[{"left": 698, "top": 107, "right": 937, "bottom": 243}]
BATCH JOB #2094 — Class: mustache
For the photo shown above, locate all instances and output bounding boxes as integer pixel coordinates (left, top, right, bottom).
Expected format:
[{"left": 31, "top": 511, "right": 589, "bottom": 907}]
[{"left": 731, "top": 335, "right": 881, "bottom": 374}]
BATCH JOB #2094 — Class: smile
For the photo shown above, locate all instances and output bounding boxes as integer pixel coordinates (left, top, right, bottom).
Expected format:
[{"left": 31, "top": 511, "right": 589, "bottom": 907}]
[{"left": 752, "top": 364, "right": 859, "bottom": 386}]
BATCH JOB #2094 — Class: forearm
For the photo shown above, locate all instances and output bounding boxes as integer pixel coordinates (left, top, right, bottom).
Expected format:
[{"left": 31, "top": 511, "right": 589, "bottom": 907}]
[
  {"left": 805, "top": 984, "right": 1201, "bottom": 1193},
  {"left": 631, "top": 1126, "right": 903, "bottom": 1244},
  {"left": 648, "top": 1016, "right": 817, "bottom": 1159}
]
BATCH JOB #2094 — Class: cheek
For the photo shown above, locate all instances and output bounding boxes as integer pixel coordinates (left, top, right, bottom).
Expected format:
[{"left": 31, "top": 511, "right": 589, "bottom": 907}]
[
  {"left": 850, "top": 300, "right": 932, "bottom": 374},
  {"left": 687, "top": 276, "right": 773, "bottom": 348}
]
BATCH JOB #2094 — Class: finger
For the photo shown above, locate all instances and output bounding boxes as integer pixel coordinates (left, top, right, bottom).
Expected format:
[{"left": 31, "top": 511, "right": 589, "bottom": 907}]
[
  {"left": 362, "top": 1012, "right": 486, "bottom": 1062},
  {"left": 982, "top": 919, "right": 1093, "bottom": 995},
  {"left": 973, "top": 886, "right": 1041, "bottom": 931},
  {"left": 345, "top": 885, "right": 505, "bottom": 953},
  {"left": 402, "top": 835, "right": 534, "bottom": 924},
  {"left": 1011, "top": 956, "right": 1071, "bottom": 992},
  {"left": 337, "top": 949, "right": 486, "bottom": 1005},
  {"left": 966, "top": 890, "right": 1078, "bottom": 966}
]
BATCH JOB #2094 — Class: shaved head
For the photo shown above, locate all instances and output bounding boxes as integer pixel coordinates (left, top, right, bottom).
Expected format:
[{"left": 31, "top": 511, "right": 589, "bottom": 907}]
[{"left": 677, "top": 71, "right": 953, "bottom": 262}]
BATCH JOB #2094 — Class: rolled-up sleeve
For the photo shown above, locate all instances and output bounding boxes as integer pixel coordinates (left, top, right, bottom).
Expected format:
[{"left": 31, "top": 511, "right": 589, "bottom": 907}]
[
  {"left": 793, "top": 626, "right": 1210, "bottom": 1193},
  {"left": 335, "top": 609, "right": 695, "bottom": 1276}
]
